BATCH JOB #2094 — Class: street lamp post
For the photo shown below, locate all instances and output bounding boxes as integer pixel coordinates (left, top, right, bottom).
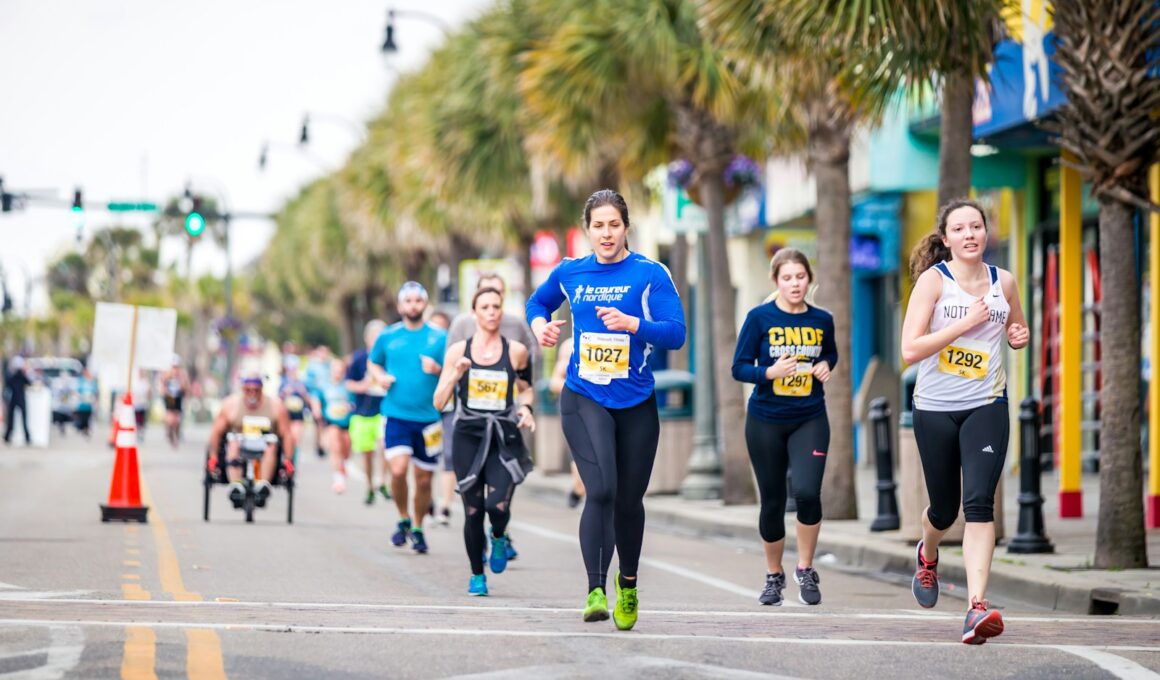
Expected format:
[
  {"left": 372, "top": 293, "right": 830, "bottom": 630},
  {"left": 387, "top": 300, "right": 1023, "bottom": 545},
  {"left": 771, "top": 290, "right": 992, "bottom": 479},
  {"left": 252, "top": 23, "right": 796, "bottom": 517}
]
[
  {"left": 299, "top": 113, "right": 366, "bottom": 147},
  {"left": 680, "top": 233, "right": 723, "bottom": 499},
  {"left": 380, "top": 7, "right": 452, "bottom": 54}
]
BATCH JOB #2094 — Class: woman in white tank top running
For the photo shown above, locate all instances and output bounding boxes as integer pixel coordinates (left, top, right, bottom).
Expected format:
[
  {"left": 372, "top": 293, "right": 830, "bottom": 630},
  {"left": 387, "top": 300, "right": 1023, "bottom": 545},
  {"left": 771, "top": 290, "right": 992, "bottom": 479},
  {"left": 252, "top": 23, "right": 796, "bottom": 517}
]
[{"left": 900, "top": 199, "right": 1030, "bottom": 645}]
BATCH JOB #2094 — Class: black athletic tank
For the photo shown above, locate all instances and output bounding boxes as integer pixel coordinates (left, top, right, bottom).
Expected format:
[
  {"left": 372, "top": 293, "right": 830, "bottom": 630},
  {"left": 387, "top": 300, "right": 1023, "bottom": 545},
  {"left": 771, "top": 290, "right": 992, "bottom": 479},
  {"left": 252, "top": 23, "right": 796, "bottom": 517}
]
[{"left": 456, "top": 336, "right": 516, "bottom": 415}]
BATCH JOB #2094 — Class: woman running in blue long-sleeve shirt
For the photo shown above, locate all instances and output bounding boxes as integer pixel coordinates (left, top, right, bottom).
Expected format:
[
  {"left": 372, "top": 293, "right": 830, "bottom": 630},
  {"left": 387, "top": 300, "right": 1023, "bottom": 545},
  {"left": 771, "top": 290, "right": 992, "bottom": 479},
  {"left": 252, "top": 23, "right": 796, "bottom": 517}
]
[{"left": 527, "top": 189, "right": 686, "bottom": 631}]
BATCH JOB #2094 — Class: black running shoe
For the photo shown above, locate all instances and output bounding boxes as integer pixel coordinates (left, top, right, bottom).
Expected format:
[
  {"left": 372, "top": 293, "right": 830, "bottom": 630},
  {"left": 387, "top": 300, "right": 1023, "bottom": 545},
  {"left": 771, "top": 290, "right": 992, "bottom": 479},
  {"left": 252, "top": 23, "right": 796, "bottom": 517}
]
[
  {"left": 254, "top": 481, "right": 272, "bottom": 508},
  {"left": 794, "top": 566, "right": 822, "bottom": 605},
  {"left": 912, "top": 541, "right": 940, "bottom": 609},
  {"left": 228, "top": 483, "right": 245, "bottom": 508},
  {"left": 759, "top": 572, "right": 786, "bottom": 606},
  {"left": 567, "top": 490, "right": 583, "bottom": 509},
  {"left": 962, "top": 599, "right": 1004, "bottom": 645}
]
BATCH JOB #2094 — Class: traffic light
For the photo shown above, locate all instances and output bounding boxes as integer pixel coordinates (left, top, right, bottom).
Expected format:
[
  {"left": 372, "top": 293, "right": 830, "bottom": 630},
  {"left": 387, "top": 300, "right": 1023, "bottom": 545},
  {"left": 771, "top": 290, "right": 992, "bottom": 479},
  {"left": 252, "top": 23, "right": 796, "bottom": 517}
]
[
  {"left": 185, "top": 196, "right": 206, "bottom": 237},
  {"left": 72, "top": 187, "right": 84, "bottom": 243}
]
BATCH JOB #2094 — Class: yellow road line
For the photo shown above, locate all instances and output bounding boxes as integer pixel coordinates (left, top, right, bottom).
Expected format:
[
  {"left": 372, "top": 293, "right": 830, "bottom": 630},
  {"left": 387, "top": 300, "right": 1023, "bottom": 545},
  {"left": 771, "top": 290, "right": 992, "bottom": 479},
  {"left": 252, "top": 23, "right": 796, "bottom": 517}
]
[
  {"left": 140, "top": 479, "right": 228, "bottom": 680},
  {"left": 123, "top": 574, "right": 141, "bottom": 581},
  {"left": 123, "top": 560, "right": 141, "bottom": 567},
  {"left": 120, "top": 626, "right": 157, "bottom": 680}
]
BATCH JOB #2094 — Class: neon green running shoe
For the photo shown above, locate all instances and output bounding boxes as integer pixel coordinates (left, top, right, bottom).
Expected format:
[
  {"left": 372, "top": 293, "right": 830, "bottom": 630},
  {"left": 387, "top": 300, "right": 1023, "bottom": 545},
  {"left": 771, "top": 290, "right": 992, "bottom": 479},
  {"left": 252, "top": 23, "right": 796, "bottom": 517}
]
[
  {"left": 613, "top": 571, "right": 638, "bottom": 631},
  {"left": 582, "top": 588, "right": 609, "bottom": 622}
]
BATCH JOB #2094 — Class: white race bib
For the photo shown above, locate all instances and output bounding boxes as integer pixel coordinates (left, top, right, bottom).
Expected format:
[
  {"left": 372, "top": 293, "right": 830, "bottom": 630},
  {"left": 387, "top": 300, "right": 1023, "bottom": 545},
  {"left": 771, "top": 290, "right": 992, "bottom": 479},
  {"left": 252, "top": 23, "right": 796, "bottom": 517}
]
[{"left": 578, "top": 332, "right": 630, "bottom": 384}]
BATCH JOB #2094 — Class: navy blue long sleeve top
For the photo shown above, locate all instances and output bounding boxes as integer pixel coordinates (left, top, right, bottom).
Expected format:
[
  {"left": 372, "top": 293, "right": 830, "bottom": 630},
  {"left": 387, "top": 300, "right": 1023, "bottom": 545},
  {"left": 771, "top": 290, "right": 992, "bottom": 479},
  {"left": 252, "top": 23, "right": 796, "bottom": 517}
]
[{"left": 732, "top": 302, "right": 838, "bottom": 424}]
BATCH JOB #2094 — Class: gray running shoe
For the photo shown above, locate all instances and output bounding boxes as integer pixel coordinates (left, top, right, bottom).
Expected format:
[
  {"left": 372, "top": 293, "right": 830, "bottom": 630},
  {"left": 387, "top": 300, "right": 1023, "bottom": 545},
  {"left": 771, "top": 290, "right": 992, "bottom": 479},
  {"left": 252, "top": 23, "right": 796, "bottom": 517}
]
[
  {"left": 758, "top": 572, "right": 786, "bottom": 606},
  {"left": 912, "top": 541, "right": 940, "bottom": 609},
  {"left": 962, "top": 599, "right": 1003, "bottom": 644},
  {"left": 794, "top": 567, "right": 822, "bottom": 605}
]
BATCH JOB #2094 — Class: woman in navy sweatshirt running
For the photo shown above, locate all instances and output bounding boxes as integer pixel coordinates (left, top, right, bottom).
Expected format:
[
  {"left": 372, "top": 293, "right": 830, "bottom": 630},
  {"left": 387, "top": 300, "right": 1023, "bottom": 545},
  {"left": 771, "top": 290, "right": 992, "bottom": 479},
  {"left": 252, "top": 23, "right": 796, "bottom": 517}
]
[
  {"left": 527, "top": 189, "right": 686, "bottom": 631},
  {"left": 732, "top": 248, "right": 837, "bottom": 607}
]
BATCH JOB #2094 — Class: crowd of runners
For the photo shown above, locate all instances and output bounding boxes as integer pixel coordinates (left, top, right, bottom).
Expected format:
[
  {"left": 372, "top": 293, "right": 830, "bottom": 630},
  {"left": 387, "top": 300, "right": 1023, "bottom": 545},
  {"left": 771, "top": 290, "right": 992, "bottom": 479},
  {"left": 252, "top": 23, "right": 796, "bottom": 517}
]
[{"left": 35, "top": 189, "right": 1020, "bottom": 644}]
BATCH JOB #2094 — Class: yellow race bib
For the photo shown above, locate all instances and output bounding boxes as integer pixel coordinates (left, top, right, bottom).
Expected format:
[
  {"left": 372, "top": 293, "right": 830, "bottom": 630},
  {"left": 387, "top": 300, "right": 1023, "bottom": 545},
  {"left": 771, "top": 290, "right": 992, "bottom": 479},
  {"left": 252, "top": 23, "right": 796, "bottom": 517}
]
[
  {"left": 241, "top": 415, "right": 272, "bottom": 436},
  {"left": 578, "top": 332, "right": 630, "bottom": 384},
  {"left": 284, "top": 395, "right": 305, "bottom": 412},
  {"left": 938, "top": 338, "right": 990, "bottom": 380},
  {"left": 773, "top": 361, "right": 814, "bottom": 397},
  {"left": 467, "top": 368, "right": 508, "bottom": 411},
  {"left": 422, "top": 421, "right": 444, "bottom": 455},
  {"left": 326, "top": 402, "right": 350, "bottom": 421}
]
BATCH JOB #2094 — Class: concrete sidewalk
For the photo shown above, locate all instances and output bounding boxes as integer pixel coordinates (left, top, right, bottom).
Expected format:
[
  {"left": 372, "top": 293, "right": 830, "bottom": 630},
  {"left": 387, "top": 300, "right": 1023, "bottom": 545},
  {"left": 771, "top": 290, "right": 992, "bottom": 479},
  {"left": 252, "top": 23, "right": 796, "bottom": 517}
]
[{"left": 523, "top": 464, "right": 1160, "bottom": 616}]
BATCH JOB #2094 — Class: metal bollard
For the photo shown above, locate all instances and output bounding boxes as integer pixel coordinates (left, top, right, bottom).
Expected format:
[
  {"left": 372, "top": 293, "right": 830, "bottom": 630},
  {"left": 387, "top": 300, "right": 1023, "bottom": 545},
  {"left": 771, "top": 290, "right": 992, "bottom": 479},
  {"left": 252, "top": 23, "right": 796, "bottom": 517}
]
[
  {"left": 869, "top": 397, "right": 900, "bottom": 531},
  {"left": 1008, "top": 398, "right": 1055, "bottom": 554}
]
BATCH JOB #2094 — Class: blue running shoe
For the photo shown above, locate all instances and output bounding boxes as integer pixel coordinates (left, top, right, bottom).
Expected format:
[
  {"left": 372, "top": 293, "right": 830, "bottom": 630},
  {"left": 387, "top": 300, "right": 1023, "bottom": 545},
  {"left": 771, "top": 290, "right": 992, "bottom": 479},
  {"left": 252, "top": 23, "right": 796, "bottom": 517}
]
[
  {"left": 468, "top": 574, "right": 488, "bottom": 596},
  {"left": 489, "top": 535, "right": 509, "bottom": 573},
  {"left": 411, "top": 528, "right": 429, "bottom": 554},
  {"left": 504, "top": 533, "right": 518, "bottom": 561},
  {"left": 391, "top": 519, "right": 411, "bottom": 547}
]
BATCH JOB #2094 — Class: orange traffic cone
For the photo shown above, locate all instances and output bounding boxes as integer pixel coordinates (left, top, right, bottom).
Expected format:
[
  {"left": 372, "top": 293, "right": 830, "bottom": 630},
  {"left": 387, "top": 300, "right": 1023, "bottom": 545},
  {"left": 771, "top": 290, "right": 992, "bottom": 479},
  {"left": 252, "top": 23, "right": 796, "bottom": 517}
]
[{"left": 100, "top": 394, "right": 150, "bottom": 522}]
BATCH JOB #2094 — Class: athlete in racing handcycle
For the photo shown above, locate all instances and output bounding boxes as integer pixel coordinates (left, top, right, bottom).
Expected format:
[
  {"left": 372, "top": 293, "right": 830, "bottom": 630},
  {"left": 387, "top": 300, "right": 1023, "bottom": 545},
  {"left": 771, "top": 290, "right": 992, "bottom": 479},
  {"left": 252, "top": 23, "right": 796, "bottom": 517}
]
[{"left": 207, "top": 373, "right": 296, "bottom": 507}]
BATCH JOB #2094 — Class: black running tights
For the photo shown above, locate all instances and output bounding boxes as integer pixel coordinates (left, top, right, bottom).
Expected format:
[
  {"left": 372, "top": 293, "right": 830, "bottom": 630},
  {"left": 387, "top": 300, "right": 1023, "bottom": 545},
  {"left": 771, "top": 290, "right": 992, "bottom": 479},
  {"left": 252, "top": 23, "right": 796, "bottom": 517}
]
[
  {"left": 452, "top": 429, "right": 515, "bottom": 576},
  {"left": 744, "top": 413, "right": 830, "bottom": 543},
  {"left": 560, "top": 386, "right": 659, "bottom": 593},
  {"left": 913, "top": 402, "right": 1009, "bottom": 529}
]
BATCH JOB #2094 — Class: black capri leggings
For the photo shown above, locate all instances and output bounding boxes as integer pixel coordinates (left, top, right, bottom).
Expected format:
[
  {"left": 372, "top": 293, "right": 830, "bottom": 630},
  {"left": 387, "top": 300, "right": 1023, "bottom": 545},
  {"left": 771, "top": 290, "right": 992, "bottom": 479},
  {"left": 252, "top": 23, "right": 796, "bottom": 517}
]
[
  {"left": 744, "top": 413, "right": 830, "bottom": 543},
  {"left": 913, "top": 401, "right": 1009, "bottom": 529},
  {"left": 452, "top": 428, "right": 515, "bottom": 577},
  {"left": 560, "top": 386, "right": 659, "bottom": 593}
]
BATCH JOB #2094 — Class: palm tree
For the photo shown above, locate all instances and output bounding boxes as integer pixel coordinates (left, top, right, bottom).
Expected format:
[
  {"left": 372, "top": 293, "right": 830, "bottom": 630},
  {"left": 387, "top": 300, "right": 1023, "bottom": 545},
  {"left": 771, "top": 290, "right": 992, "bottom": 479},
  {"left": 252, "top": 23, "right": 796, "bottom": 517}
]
[
  {"left": 700, "top": 2, "right": 905, "bottom": 516},
  {"left": 520, "top": 0, "right": 778, "bottom": 503},
  {"left": 1051, "top": 0, "right": 1159, "bottom": 569},
  {"left": 766, "top": 1, "right": 1009, "bottom": 204}
]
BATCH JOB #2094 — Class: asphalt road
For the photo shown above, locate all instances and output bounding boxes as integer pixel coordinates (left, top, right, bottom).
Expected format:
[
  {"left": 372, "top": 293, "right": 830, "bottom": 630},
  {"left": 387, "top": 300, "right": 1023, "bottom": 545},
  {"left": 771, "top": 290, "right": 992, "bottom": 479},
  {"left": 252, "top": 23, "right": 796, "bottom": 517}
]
[{"left": 1, "top": 421, "right": 1157, "bottom": 679}]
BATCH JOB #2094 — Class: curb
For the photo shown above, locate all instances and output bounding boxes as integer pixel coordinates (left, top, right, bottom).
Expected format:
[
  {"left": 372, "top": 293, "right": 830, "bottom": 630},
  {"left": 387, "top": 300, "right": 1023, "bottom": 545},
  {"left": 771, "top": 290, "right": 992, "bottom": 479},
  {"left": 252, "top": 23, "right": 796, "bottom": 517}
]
[{"left": 522, "top": 474, "right": 1160, "bottom": 617}]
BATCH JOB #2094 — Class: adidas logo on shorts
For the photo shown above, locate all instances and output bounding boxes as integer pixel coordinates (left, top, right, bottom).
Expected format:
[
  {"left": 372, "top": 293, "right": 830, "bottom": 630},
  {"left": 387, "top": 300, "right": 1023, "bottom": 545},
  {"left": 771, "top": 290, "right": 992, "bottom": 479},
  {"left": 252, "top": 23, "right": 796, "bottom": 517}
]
[{"left": 982, "top": 445, "right": 994, "bottom": 453}]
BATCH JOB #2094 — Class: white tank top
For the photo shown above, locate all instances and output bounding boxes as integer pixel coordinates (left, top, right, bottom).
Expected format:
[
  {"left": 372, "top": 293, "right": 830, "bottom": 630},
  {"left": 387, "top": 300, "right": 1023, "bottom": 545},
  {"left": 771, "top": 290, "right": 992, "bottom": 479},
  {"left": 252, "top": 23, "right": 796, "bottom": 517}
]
[{"left": 913, "top": 262, "right": 1010, "bottom": 412}]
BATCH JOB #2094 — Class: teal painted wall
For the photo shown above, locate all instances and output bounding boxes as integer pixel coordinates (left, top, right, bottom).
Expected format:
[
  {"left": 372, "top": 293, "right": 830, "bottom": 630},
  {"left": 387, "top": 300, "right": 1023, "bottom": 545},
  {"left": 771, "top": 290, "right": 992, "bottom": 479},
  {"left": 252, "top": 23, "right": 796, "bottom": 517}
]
[{"left": 869, "top": 107, "right": 1027, "bottom": 193}]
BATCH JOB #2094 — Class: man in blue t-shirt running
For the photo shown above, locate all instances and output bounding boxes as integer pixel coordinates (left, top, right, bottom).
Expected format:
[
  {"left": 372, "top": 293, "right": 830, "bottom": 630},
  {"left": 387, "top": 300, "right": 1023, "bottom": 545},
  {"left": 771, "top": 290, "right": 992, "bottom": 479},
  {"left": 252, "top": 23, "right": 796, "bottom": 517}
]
[{"left": 369, "top": 282, "right": 447, "bottom": 554}]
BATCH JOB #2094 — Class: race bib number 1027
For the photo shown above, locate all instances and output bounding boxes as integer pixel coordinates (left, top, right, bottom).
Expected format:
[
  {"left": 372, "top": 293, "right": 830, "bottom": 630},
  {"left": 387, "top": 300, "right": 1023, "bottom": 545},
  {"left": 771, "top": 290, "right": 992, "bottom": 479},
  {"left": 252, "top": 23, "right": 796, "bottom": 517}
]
[{"left": 578, "top": 332, "right": 630, "bottom": 385}]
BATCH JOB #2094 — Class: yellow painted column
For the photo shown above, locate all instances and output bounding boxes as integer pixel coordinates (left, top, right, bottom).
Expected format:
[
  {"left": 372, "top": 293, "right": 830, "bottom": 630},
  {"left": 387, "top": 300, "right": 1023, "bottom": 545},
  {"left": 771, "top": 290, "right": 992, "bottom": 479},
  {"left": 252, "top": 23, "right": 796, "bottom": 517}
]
[
  {"left": 1149, "top": 162, "right": 1160, "bottom": 529},
  {"left": 1059, "top": 152, "right": 1083, "bottom": 518}
]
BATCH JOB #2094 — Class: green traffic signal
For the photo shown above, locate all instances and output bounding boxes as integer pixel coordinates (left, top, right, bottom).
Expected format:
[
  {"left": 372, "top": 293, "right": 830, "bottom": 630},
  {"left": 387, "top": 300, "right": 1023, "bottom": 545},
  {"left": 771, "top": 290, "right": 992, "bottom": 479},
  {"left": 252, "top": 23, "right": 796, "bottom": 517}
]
[{"left": 185, "top": 211, "right": 206, "bottom": 237}]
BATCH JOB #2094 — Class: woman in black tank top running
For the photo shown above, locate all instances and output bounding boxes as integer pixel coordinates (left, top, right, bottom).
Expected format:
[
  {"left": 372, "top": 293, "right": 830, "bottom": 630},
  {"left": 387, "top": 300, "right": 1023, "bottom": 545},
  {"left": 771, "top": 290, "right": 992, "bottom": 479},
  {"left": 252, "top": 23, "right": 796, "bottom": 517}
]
[{"left": 434, "top": 287, "right": 536, "bottom": 597}]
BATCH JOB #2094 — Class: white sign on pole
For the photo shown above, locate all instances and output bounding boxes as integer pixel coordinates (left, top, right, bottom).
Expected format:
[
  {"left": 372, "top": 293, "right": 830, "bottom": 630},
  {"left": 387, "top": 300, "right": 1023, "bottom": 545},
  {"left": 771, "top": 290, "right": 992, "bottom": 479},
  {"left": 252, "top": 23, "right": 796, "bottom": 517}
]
[{"left": 91, "top": 302, "right": 177, "bottom": 390}]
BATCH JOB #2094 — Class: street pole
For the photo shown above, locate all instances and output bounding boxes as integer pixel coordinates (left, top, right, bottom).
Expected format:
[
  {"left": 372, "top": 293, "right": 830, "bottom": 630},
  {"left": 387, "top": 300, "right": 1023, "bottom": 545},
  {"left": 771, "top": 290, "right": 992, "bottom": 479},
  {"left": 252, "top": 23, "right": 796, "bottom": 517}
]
[
  {"left": 680, "top": 232, "right": 723, "bottom": 500},
  {"left": 223, "top": 214, "right": 235, "bottom": 391}
]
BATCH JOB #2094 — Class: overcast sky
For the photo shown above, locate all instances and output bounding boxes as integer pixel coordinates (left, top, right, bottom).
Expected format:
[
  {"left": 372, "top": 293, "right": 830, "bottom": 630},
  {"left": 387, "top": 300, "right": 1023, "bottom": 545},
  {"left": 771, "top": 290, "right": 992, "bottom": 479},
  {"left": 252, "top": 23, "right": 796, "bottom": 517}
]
[{"left": 0, "top": 0, "right": 491, "bottom": 312}]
